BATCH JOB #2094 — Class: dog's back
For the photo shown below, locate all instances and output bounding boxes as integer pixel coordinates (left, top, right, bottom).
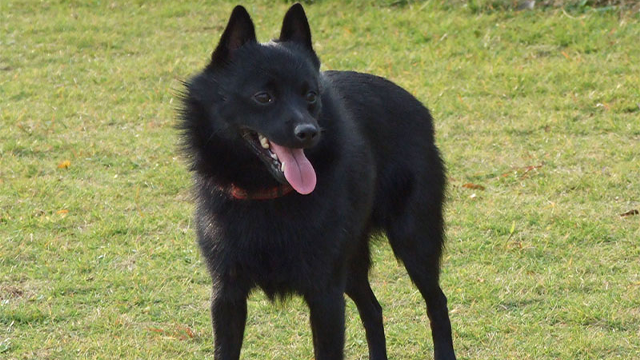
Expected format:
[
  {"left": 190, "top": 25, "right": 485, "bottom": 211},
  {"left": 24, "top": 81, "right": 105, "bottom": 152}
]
[{"left": 325, "top": 70, "right": 446, "bottom": 233}]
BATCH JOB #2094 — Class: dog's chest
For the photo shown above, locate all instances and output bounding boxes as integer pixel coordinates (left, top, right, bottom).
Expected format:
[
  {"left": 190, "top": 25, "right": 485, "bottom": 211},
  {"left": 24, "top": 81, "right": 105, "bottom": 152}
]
[
  {"left": 233, "top": 222, "right": 342, "bottom": 295},
  {"left": 212, "top": 202, "right": 351, "bottom": 294}
]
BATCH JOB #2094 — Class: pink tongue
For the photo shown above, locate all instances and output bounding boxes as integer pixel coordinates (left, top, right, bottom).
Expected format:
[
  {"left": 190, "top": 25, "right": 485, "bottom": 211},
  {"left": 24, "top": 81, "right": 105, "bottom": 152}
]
[{"left": 269, "top": 141, "right": 317, "bottom": 195}]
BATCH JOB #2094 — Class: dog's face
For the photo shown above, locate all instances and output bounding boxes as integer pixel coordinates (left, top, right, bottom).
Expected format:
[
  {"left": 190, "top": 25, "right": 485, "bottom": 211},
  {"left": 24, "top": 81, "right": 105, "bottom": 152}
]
[{"left": 197, "top": 4, "right": 322, "bottom": 194}]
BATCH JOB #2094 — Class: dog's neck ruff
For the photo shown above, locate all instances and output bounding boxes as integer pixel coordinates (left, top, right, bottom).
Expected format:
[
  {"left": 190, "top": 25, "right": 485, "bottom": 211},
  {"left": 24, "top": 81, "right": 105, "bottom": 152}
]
[{"left": 225, "top": 183, "right": 294, "bottom": 200}]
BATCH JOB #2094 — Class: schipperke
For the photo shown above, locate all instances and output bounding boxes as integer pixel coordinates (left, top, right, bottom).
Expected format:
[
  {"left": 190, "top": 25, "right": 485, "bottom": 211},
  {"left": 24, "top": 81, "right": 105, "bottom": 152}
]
[{"left": 179, "top": 4, "right": 456, "bottom": 360}]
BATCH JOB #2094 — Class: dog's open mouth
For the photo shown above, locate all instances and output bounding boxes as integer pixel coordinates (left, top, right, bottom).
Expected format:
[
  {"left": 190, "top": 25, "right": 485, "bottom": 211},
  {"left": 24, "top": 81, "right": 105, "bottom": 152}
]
[{"left": 241, "top": 130, "right": 317, "bottom": 195}]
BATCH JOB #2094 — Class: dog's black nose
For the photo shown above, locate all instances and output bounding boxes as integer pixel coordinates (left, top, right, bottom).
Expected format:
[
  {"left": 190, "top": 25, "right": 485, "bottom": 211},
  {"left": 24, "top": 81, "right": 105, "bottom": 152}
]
[{"left": 294, "top": 124, "right": 318, "bottom": 144}]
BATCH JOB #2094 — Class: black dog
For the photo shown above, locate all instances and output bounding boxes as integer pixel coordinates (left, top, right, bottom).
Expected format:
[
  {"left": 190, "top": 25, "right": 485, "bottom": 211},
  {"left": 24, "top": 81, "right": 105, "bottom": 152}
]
[{"left": 179, "top": 4, "right": 456, "bottom": 360}]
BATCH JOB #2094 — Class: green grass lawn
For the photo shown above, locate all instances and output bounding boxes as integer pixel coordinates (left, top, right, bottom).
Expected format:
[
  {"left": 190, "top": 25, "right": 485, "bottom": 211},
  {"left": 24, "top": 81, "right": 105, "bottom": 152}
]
[{"left": 1, "top": 0, "right": 639, "bottom": 358}]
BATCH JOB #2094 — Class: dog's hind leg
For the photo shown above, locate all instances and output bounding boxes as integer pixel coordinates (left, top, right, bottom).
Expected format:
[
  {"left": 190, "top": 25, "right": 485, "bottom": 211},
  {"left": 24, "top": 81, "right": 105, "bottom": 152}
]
[
  {"left": 345, "top": 240, "right": 388, "bottom": 360},
  {"left": 386, "top": 202, "right": 456, "bottom": 360}
]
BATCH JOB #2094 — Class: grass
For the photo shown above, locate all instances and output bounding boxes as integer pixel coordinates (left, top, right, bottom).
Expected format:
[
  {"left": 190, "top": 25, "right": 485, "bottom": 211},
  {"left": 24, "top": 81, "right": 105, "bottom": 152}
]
[{"left": 1, "top": 0, "right": 639, "bottom": 358}]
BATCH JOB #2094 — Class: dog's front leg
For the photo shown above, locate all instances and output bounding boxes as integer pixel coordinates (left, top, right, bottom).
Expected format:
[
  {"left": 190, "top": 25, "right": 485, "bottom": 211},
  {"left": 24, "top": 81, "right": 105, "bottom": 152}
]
[
  {"left": 305, "top": 287, "right": 346, "bottom": 360},
  {"left": 211, "top": 287, "right": 247, "bottom": 360}
]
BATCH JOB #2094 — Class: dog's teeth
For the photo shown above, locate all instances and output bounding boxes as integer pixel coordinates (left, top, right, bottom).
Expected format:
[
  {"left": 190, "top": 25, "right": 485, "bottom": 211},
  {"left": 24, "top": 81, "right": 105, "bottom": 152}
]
[
  {"left": 281, "top": 162, "right": 286, "bottom": 172},
  {"left": 258, "top": 134, "right": 270, "bottom": 149},
  {"left": 270, "top": 151, "right": 278, "bottom": 160}
]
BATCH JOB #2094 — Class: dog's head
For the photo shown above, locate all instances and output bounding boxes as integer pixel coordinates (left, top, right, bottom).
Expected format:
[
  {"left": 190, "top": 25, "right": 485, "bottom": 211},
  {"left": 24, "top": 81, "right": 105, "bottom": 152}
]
[{"left": 184, "top": 4, "right": 322, "bottom": 195}]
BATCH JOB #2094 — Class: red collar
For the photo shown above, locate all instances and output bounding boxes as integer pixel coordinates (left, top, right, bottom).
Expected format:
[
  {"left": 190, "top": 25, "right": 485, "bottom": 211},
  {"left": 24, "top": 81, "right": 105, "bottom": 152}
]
[{"left": 225, "top": 183, "right": 294, "bottom": 200}]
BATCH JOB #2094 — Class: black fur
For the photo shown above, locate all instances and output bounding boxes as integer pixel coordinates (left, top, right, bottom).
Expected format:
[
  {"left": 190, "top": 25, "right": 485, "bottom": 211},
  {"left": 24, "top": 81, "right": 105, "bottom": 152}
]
[{"left": 179, "top": 4, "right": 456, "bottom": 360}]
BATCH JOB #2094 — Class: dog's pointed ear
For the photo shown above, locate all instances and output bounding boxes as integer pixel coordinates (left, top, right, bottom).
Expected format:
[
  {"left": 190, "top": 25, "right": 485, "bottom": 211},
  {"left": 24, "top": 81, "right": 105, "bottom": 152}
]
[
  {"left": 211, "top": 6, "right": 257, "bottom": 65},
  {"left": 279, "top": 3, "right": 313, "bottom": 50}
]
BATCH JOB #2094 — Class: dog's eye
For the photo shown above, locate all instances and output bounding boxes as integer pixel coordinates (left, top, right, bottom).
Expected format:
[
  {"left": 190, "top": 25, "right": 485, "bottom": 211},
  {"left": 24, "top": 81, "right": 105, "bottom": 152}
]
[
  {"left": 305, "top": 91, "right": 317, "bottom": 104},
  {"left": 253, "top": 92, "right": 273, "bottom": 104}
]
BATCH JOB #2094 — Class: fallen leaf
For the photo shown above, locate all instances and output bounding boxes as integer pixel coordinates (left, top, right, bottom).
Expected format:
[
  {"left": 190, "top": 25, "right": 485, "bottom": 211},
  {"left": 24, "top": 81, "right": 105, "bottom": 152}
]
[
  {"left": 57, "top": 160, "right": 71, "bottom": 169},
  {"left": 56, "top": 209, "right": 69, "bottom": 215},
  {"left": 520, "top": 164, "right": 543, "bottom": 178},
  {"left": 620, "top": 209, "right": 639, "bottom": 217},
  {"left": 500, "top": 163, "right": 544, "bottom": 179},
  {"left": 462, "top": 183, "right": 485, "bottom": 190},
  {"left": 523, "top": 165, "right": 543, "bottom": 172},
  {"left": 177, "top": 325, "right": 196, "bottom": 339},
  {"left": 457, "top": 94, "right": 472, "bottom": 110}
]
